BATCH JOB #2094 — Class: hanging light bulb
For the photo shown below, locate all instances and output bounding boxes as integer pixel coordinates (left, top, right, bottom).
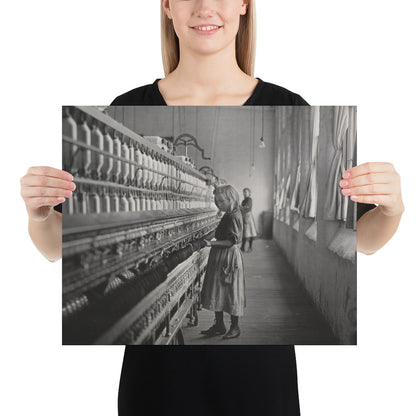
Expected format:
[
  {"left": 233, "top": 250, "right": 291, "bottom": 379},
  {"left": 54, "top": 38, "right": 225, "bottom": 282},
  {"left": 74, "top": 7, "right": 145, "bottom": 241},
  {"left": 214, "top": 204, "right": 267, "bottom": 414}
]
[{"left": 259, "top": 107, "right": 266, "bottom": 148}]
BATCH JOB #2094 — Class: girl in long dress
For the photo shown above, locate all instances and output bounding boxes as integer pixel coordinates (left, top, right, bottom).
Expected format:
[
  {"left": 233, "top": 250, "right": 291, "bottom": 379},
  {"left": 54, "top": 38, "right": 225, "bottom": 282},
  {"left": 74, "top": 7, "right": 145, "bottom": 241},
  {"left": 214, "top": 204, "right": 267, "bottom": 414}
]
[{"left": 200, "top": 184, "right": 246, "bottom": 339}]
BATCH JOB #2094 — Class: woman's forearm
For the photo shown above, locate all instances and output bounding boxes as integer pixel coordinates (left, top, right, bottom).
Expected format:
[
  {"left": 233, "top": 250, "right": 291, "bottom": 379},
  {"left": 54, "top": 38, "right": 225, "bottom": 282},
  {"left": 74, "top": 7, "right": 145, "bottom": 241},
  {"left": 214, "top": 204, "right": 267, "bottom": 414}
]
[
  {"left": 356, "top": 205, "right": 404, "bottom": 255},
  {"left": 28, "top": 210, "right": 62, "bottom": 262}
]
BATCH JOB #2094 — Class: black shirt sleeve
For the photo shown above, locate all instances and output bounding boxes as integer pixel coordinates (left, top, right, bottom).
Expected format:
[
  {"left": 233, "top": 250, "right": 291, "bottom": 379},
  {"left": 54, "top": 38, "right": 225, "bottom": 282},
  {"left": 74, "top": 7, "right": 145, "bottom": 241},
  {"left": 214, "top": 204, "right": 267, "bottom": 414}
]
[
  {"left": 110, "top": 81, "right": 166, "bottom": 106},
  {"left": 293, "top": 93, "right": 309, "bottom": 105},
  {"left": 357, "top": 202, "right": 376, "bottom": 220}
]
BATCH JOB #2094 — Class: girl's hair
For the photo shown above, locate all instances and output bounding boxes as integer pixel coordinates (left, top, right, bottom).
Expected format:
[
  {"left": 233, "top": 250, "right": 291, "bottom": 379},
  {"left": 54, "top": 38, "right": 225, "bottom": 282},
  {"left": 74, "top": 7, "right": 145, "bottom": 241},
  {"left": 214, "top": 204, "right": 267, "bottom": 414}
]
[
  {"left": 214, "top": 184, "right": 240, "bottom": 213},
  {"left": 161, "top": 1, "right": 257, "bottom": 76},
  {"left": 243, "top": 187, "right": 251, "bottom": 195}
]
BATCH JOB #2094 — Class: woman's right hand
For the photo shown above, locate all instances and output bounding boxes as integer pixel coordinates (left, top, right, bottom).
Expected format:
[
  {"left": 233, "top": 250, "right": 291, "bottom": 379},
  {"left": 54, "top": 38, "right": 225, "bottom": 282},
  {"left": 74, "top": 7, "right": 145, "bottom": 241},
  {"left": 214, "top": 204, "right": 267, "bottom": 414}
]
[{"left": 20, "top": 166, "right": 75, "bottom": 221}]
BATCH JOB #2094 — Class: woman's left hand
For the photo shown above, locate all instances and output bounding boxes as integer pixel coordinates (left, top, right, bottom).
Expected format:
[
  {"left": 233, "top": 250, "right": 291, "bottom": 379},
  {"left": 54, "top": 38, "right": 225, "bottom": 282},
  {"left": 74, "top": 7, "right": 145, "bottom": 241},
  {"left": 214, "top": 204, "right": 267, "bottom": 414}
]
[{"left": 340, "top": 162, "right": 404, "bottom": 217}]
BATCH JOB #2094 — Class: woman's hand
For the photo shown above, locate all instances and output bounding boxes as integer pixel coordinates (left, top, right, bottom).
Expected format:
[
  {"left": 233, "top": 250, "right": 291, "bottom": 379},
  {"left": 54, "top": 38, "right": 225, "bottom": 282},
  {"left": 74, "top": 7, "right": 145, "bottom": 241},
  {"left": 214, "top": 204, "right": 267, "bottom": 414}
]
[
  {"left": 340, "top": 162, "right": 404, "bottom": 217},
  {"left": 202, "top": 239, "right": 212, "bottom": 247},
  {"left": 20, "top": 166, "right": 75, "bottom": 221}
]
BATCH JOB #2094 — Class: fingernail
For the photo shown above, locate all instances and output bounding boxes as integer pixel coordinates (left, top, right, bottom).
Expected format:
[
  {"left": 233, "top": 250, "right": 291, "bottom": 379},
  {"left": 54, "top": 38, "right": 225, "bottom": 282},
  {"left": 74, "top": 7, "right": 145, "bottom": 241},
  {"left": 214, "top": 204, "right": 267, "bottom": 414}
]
[
  {"left": 342, "top": 189, "right": 351, "bottom": 195},
  {"left": 64, "top": 190, "right": 73, "bottom": 197},
  {"left": 351, "top": 196, "right": 358, "bottom": 201},
  {"left": 58, "top": 197, "right": 65, "bottom": 202},
  {"left": 340, "top": 180, "right": 348, "bottom": 187},
  {"left": 343, "top": 171, "right": 351, "bottom": 179}
]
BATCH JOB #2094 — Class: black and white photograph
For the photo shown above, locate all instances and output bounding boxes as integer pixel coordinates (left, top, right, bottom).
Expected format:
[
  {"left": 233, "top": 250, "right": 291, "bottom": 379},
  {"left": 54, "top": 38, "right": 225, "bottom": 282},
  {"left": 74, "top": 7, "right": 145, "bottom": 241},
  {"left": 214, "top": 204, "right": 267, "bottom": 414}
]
[{"left": 62, "top": 105, "right": 358, "bottom": 345}]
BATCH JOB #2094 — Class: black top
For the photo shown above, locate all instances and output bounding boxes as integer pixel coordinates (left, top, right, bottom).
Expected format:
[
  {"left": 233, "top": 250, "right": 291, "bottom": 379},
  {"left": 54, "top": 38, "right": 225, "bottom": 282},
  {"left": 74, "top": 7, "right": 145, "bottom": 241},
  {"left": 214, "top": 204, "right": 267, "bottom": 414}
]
[
  {"left": 215, "top": 208, "right": 243, "bottom": 245},
  {"left": 58, "top": 80, "right": 375, "bottom": 416},
  {"left": 110, "top": 78, "right": 309, "bottom": 106},
  {"left": 240, "top": 197, "right": 253, "bottom": 214}
]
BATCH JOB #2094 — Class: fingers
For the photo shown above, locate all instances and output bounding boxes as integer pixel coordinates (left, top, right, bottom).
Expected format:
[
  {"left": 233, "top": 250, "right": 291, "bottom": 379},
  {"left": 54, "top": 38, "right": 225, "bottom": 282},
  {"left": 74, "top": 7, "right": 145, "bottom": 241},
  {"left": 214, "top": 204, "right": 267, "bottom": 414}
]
[
  {"left": 343, "top": 162, "right": 395, "bottom": 179},
  {"left": 21, "top": 167, "right": 76, "bottom": 200},
  {"left": 23, "top": 176, "right": 76, "bottom": 190},
  {"left": 26, "top": 166, "right": 73, "bottom": 181},
  {"left": 20, "top": 166, "right": 76, "bottom": 215},
  {"left": 339, "top": 172, "right": 396, "bottom": 188},
  {"left": 340, "top": 162, "right": 404, "bottom": 216},
  {"left": 340, "top": 163, "right": 400, "bottom": 196},
  {"left": 21, "top": 186, "right": 73, "bottom": 198},
  {"left": 21, "top": 174, "right": 76, "bottom": 190},
  {"left": 341, "top": 183, "right": 394, "bottom": 197}
]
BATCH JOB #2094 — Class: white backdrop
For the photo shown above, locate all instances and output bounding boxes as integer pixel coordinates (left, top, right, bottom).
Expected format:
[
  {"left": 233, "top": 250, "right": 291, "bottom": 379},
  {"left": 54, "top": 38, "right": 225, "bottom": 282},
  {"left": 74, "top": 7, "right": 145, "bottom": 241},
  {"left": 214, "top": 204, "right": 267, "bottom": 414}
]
[{"left": 1, "top": 1, "right": 415, "bottom": 415}]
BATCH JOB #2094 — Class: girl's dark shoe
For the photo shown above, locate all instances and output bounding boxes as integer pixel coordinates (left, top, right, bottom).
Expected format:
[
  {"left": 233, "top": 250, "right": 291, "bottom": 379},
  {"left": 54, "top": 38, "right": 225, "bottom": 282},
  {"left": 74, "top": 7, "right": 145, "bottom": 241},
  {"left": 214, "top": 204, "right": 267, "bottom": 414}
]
[
  {"left": 200, "top": 323, "right": 227, "bottom": 336},
  {"left": 222, "top": 326, "right": 241, "bottom": 339}
]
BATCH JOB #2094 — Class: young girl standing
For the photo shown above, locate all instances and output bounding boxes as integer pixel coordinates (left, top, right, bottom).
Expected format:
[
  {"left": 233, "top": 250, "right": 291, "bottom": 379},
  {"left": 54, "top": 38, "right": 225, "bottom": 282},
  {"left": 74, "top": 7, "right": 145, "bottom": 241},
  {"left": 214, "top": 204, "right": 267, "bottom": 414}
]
[
  {"left": 20, "top": 1, "right": 404, "bottom": 415},
  {"left": 200, "top": 185, "right": 245, "bottom": 339}
]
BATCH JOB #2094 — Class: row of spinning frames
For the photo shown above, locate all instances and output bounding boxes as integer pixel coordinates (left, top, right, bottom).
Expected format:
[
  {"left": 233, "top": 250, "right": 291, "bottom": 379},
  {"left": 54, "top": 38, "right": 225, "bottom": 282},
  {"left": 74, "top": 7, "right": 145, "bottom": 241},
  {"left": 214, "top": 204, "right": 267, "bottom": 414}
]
[{"left": 62, "top": 106, "right": 220, "bottom": 345}]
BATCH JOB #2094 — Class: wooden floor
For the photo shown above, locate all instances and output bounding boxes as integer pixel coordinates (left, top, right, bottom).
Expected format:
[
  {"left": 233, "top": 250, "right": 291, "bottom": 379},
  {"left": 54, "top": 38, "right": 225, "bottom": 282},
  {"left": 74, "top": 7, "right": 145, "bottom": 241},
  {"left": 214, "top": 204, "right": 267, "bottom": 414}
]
[{"left": 182, "top": 239, "right": 339, "bottom": 345}]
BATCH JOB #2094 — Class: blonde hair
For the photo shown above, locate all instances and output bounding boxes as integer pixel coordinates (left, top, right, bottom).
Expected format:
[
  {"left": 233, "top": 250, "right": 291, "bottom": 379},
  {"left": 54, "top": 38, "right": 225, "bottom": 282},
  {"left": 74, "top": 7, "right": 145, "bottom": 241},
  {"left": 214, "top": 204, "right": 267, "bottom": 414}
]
[
  {"left": 160, "top": 1, "right": 256, "bottom": 76},
  {"left": 214, "top": 184, "right": 240, "bottom": 213}
]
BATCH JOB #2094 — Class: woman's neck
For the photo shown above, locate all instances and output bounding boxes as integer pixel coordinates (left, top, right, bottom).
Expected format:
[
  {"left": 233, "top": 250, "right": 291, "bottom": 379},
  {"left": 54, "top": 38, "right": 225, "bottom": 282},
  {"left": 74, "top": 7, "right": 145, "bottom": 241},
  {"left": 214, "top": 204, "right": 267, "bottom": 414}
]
[
  {"left": 158, "top": 48, "right": 257, "bottom": 105},
  {"left": 177, "top": 47, "right": 243, "bottom": 84}
]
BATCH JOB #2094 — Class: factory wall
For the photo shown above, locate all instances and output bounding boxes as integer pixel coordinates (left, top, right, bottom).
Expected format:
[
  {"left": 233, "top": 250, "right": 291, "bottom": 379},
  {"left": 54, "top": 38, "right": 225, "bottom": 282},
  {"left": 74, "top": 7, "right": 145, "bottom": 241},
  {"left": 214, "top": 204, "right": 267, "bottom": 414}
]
[{"left": 272, "top": 107, "right": 357, "bottom": 344}]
